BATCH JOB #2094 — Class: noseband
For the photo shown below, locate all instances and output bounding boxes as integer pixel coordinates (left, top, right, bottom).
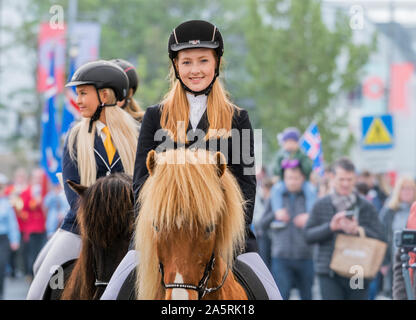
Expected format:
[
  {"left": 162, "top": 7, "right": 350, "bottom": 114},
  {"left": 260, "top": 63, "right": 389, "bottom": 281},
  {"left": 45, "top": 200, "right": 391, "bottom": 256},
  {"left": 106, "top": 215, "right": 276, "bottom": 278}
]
[{"left": 159, "top": 252, "right": 229, "bottom": 299}]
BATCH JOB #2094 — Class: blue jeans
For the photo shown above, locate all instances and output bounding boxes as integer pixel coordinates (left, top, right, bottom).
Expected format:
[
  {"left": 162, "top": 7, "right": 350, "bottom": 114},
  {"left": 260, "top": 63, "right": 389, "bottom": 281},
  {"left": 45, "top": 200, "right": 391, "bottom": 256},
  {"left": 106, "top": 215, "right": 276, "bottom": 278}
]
[
  {"left": 271, "top": 257, "right": 314, "bottom": 300},
  {"left": 368, "top": 271, "right": 382, "bottom": 300},
  {"left": 318, "top": 273, "right": 370, "bottom": 300},
  {"left": 257, "top": 234, "right": 272, "bottom": 271}
]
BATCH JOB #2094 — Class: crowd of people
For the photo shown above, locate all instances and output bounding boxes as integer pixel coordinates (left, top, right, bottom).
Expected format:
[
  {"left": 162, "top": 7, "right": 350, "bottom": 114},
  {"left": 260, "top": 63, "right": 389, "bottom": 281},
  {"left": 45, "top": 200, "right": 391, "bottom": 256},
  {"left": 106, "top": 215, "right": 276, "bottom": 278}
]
[
  {"left": 0, "top": 167, "right": 68, "bottom": 299},
  {"left": 253, "top": 127, "right": 416, "bottom": 300}
]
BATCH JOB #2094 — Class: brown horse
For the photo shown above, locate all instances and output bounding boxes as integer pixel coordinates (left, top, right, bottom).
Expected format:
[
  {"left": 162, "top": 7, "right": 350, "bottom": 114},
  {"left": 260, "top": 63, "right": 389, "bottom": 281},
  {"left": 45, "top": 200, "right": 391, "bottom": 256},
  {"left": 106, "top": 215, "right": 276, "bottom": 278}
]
[
  {"left": 56, "top": 173, "right": 134, "bottom": 300},
  {"left": 134, "top": 148, "right": 248, "bottom": 300}
]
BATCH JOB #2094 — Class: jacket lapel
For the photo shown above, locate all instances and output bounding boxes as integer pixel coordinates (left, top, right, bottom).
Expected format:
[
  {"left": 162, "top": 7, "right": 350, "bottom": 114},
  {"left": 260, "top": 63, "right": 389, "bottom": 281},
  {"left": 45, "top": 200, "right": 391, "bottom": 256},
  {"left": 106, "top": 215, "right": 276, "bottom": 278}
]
[
  {"left": 197, "top": 110, "right": 208, "bottom": 131},
  {"left": 186, "top": 109, "right": 208, "bottom": 133},
  {"left": 94, "top": 133, "right": 110, "bottom": 165}
]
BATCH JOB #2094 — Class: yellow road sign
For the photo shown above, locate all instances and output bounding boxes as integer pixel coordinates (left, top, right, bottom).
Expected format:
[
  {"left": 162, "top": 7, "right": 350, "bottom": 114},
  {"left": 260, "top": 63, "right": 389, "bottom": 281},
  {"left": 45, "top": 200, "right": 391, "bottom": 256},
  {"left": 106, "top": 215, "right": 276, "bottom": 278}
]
[{"left": 363, "top": 117, "right": 392, "bottom": 145}]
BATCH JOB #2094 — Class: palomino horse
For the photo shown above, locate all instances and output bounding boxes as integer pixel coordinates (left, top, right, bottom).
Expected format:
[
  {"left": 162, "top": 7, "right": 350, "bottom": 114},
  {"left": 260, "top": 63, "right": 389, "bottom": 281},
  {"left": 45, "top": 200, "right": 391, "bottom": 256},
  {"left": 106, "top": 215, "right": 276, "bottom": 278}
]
[
  {"left": 45, "top": 173, "right": 135, "bottom": 300},
  {"left": 134, "top": 148, "right": 248, "bottom": 300}
]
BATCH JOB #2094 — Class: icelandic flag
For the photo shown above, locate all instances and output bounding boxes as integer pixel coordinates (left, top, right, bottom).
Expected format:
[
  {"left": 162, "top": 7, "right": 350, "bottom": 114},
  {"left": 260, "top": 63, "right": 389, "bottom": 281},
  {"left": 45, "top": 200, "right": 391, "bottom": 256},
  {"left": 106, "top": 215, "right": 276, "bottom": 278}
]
[
  {"left": 61, "top": 57, "right": 80, "bottom": 136},
  {"left": 299, "top": 122, "right": 324, "bottom": 176},
  {"left": 40, "top": 52, "right": 61, "bottom": 184}
]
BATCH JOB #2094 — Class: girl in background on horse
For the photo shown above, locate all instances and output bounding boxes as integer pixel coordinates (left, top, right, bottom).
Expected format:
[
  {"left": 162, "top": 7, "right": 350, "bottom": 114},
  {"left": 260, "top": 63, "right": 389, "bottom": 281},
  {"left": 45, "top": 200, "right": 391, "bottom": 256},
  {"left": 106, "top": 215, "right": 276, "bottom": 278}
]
[
  {"left": 132, "top": 20, "right": 257, "bottom": 252},
  {"left": 27, "top": 60, "right": 139, "bottom": 299},
  {"left": 111, "top": 58, "right": 145, "bottom": 122}
]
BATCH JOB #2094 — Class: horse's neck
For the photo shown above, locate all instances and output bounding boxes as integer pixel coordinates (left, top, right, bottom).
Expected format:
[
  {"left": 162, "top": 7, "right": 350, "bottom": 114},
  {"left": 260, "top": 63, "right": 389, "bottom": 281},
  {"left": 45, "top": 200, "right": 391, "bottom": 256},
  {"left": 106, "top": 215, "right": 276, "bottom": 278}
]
[
  {"left": 204, "top": 257, "right": 247, "bottom": 300},
  {"left": 92, "top": 238, "right": 130, "bottom": 286}
]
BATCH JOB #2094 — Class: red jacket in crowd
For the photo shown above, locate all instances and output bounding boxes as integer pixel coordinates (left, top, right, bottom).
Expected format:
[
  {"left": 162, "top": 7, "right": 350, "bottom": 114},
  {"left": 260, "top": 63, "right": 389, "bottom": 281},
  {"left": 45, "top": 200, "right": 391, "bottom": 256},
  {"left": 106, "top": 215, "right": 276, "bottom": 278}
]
[{"left": 19, "top": 186, "right": 46, "bottom": 241}]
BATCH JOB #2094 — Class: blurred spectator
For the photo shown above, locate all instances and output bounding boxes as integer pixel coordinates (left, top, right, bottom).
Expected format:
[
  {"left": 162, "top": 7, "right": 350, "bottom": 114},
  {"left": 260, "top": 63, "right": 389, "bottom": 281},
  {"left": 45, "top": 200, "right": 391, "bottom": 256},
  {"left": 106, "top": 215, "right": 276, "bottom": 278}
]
[
  {"left": 44, "top": 184, "right": 69, "bottom": 238},
  {"left": 252, "top": 166, "right": 270, "bottom": 229},
  {"left": 304, "top": 157, "right": 384, "bottom": 300},
  {"left": 317, "top": 165, "right": 334, "bottom": 198},
  {"left": 273, "top": 127, "right": 313, "bottom": 180},
  {"left": 0, "top": 173, "right": 20, "bottom": 299},
  {"left": 380, "top": 175, "right": 416, "bottom": 298},
  {"left": 375, "top": 173, "right": 392, "bottom": 200},
  {"left": 253, "top": 177, "right": 275, "bottom": 270},
  {"left": 271, "top": 127, "right": 315, "bottom": 217},
  {"left": 4, "top": 168, "right": 29, "bottom": 278},
  {"left": 20, "top": 168, "right": 47, "bottom": 278},
  {"left": 262, "top": 165, "right": 316, "bottom": 300},
  {"left": 356, "top": 182, "right": 370, "bottom": 198},
  {"left": 356, "top": 180, "right": 383, "bottom": 299},
  {"left": 358, "top": 171, "right": 388, "bottom": 212}
]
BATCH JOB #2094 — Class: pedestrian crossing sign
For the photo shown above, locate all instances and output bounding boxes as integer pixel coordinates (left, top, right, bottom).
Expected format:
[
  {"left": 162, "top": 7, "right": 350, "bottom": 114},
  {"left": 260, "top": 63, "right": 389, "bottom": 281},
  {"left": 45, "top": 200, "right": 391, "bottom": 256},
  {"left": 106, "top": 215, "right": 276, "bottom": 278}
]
[{"left": 361, "top": 114, "right": 394, "bottom": 150}]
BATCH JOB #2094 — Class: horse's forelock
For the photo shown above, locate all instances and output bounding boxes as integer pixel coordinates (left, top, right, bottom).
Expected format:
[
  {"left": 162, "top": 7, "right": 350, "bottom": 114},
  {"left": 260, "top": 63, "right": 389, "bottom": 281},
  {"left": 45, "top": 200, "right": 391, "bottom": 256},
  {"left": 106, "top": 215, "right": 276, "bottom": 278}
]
[{"left": 141, "top": 152, "right": 224, "bottom": 233}]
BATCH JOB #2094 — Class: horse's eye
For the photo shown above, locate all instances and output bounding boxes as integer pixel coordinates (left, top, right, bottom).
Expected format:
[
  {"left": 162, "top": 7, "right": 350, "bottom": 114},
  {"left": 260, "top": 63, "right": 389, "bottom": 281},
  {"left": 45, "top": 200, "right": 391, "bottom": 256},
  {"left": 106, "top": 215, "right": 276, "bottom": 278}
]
[
  {"left": 206, "top": 225, "right": 214, "bottom": 234},
  {"left": 153, "top": 223, "right": 159, "bottom": 232}
]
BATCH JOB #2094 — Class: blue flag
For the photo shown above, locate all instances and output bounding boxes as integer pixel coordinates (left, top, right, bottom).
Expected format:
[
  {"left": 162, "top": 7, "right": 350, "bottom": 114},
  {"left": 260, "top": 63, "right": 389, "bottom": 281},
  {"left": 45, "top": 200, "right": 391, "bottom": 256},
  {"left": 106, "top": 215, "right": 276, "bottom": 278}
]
[
  {"left": 61, "top": 57, "right": 80, "bottom": 137},
  {"left": 40, "top": 53, "right": 61, "bottom": 184},
  {"left": 299, "top": 122, "right": 324, "bottom": 176}
]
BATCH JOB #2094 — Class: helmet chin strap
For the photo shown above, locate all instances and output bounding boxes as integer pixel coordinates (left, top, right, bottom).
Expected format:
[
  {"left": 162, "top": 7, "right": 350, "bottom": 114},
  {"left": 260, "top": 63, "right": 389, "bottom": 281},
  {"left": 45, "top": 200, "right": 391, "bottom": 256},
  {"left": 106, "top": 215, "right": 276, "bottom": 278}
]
[
  {"left": 120, "top": 97, "right": 131, "bottom": 110},
  {"left": 171, "top": 58, "right": 220, "bottom": 96},
  {"left": 88, "top": 88, "right": 117, "bottom": 133}
]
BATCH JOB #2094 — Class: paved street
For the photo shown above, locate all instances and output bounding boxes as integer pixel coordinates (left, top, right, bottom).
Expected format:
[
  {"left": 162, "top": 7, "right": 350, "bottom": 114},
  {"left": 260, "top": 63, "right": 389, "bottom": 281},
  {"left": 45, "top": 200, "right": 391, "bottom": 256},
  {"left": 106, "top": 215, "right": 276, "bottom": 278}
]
[{"left": 3, "top": 276, "right": 30, "bottom": 300}]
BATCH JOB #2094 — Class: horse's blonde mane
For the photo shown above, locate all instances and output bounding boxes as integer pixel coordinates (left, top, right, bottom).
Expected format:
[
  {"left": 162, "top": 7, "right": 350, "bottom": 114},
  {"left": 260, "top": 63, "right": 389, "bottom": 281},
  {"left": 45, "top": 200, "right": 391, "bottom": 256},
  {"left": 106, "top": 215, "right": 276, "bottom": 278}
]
[{"left": 134, "top": 149, "right": 246, "bottom": 299}]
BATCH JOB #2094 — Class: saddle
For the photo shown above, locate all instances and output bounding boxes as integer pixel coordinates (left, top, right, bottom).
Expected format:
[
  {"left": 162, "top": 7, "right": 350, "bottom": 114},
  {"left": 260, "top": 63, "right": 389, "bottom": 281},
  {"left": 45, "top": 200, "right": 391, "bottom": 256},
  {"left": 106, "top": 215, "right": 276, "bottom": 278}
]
[
  {"left": 232, "top": 258, "right": 269, "bottom": 300},
  {"left": 43, "top": 259, "right": 77, "bottom": 300},
  {"left": 116, "top": 258, "right": 270, "bottom": 300}
]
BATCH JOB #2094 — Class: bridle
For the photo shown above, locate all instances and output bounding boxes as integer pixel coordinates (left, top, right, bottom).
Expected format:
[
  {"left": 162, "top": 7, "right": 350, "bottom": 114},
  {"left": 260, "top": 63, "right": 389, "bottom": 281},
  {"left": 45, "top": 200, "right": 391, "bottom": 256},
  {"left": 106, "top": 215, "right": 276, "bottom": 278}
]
[{"left": 159, "top": 252, "right": 229, "bottom": 299}]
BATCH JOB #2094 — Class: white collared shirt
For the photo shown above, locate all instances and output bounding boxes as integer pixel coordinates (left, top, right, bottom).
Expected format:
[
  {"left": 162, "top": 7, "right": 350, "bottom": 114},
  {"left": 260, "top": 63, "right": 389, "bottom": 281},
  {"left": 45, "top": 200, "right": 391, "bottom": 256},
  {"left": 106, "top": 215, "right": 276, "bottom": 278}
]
[
  {"left": 186, "top": 93, "right": 207, "bottom": 131},
  {"left": 95, "top": 120, "right": 108, "bottom": 143}
]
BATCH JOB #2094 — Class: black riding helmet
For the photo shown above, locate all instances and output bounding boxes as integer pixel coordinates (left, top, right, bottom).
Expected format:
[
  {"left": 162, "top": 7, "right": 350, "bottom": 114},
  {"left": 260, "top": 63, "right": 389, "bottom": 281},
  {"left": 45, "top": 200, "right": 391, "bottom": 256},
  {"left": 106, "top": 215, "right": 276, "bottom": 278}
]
[
  {"left": 110, "top": 59, "right": 139, "bottom": 94},
  {"left": 110, "top": 58, "right": 139, "bottom": 109},
  {"left": 66, "top": 60, "right": 129, "bottom": 132},
  {"left": 168, "top": 20, "right": 224, "bottom": 96}
]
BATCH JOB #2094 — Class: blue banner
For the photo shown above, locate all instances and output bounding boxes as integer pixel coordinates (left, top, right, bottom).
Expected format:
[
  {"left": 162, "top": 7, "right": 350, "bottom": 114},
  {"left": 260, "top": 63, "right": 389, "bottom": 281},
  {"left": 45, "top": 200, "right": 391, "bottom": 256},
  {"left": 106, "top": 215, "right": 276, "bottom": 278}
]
[{"left": 40, "top": 53, "right": 61, "bottom": 184}]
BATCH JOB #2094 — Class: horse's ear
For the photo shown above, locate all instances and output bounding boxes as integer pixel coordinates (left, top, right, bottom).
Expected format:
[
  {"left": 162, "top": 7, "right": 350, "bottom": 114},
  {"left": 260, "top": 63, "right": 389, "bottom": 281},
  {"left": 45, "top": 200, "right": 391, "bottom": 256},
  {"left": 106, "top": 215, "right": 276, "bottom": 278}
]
[
  {"left": 146, "top": 150, "right": 157, "bottom": 176},
  {"left": 215, "top": 152, "right": 226, "bottom": 178},
  {"left": 66, "top": 180, "right": 87, "bottom": 196}
]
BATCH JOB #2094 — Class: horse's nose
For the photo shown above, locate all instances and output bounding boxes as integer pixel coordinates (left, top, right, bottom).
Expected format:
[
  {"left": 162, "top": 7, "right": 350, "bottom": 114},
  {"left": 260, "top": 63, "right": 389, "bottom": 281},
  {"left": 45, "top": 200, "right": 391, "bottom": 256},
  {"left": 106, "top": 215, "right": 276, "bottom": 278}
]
[
  {"left": 164, "top": 272, "right": 198, "bottom": 300},
  {"left": 165, "top": 288, "right": 198, "bottom": 300}
]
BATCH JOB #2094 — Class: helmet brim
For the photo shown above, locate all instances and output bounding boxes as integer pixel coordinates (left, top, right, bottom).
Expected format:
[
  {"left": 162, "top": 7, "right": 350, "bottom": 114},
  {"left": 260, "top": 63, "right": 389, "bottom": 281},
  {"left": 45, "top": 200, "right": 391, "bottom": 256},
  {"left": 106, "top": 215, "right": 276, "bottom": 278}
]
[
  {"left": 65, "top": 80, "right": 96, "bottom": 88},
  {"left": 170, "top": 40, "right": 220, "bottom": 52}
]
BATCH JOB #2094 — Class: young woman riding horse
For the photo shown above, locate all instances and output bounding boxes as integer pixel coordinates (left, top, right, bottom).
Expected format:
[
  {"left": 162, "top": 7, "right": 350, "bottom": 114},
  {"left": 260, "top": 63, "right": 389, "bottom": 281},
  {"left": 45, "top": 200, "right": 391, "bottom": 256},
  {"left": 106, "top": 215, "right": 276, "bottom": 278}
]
[
  {"left": 132, "top": 20, "right": 257, "bottom": 253},
  {"left": 27, "top": 61, "right": 139, "bottom": 299}
]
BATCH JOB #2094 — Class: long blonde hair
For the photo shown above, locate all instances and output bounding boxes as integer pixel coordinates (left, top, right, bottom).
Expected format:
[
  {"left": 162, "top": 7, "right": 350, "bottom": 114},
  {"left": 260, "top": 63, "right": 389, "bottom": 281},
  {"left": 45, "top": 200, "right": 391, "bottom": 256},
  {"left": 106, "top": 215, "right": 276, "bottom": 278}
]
[
  {"left": 160, "top": 60, "right": 239, "bottom": 143},
  {"left": 388, "top": 175, "right": 416, "bottom": 211},
  {"left": 67, "top": 88, "right": 139, "bottom": 186},
  {"left": 124, "top": 89, "right": 145, "bottom": 121}
]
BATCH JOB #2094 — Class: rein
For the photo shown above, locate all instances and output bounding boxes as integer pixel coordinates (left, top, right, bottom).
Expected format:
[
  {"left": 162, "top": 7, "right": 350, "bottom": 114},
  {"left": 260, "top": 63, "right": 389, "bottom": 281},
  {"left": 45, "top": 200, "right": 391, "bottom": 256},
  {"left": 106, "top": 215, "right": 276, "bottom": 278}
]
[{"left": 159, "top": 252, "right": 229, "bottom": 299}]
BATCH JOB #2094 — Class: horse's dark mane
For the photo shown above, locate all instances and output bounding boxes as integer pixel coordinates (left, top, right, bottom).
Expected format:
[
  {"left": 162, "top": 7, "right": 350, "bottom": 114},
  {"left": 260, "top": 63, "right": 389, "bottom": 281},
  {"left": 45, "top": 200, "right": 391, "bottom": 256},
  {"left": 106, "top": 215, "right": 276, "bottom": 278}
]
[
  {"left": 61, "top": 173, "right": 134, "bottom": 300},
  {"left": 79, "top": 173, "right": 134, "bottom": 247}
]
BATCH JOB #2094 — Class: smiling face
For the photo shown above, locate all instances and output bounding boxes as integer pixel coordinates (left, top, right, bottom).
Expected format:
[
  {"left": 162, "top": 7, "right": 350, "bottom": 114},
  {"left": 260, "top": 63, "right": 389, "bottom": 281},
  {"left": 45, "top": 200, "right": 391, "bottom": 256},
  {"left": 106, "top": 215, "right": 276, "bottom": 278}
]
[
  {"left": 75, "top": 85, "right": 100, "bottom": 118},
  {"left": 175, "top": 48, "right": 217, "bottom": 92},
  {"left": 333, "top": 167, "right": 356, "bottom": 197}
]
